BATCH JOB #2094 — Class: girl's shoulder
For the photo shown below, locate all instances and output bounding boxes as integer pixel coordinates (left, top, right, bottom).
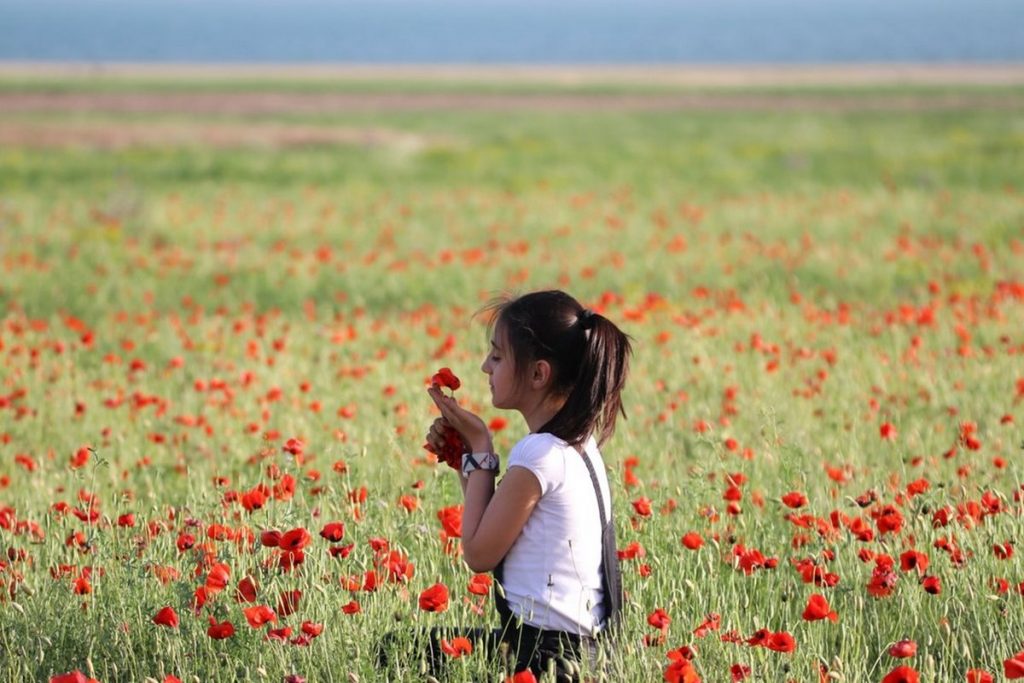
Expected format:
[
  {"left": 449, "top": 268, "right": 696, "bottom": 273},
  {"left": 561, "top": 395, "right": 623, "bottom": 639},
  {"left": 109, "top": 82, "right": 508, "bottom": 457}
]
[
  {"left": 507, "top": 432, "right": 571, "bottom": 495},
  {"left": 509, "top": 432, "right": 569, "bottom": 460}
]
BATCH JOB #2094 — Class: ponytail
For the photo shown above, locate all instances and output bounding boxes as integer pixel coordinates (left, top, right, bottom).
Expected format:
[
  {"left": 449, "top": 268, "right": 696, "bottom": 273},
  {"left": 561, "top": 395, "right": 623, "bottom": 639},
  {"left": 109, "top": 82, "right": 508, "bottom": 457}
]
[{"left": 483, "top": 290, "right": 632, "bottom": 447}]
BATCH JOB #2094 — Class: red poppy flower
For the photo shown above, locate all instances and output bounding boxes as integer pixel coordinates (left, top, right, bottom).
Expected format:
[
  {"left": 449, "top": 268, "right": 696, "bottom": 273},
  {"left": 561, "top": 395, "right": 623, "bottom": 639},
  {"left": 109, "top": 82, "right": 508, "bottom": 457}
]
[
  {"left": 1005, "top": 650, "right": 1024, "bottom": 679},
  {"left": 418, "top": 583, "right": 449, "bottom": 612},
  {"left": 152, "top": 606, "right": 179, "bottom": 628},
  {"left": 266, "top": 626, "right": 293, "bottom": 642},
  {"left": 723, "top": 486, "right": 742, "bottom": 502},
  {"left": 207, "top": 617, "right": 235, "bottom": 640},
  {"left": 632, "top": 497, "right": 653, "bottom": 517},
  {"left": 507, "top": 671, "right": 538, "bottom": 683},
  {"left": 467, "top": 573, "right": 492, "bottom": 596},
  {"left": 881, "top": 665, "right": 919, "bottom": 683},
  {"left": 70, "top": 446, "right": 91, "bottom": 469},
  {"left": 399, "top": 494, "right": 419, "bottom": 512},
  {"left": 437, "top": 505, "right": 463, "bottom": 538},
  {"left": 341, "top": 600, "right": 361, "bottom": 614},
  {"left": 192, "top": 586, "right": 208, "bottom": 613},
  {"left": 206, "top": 524, "right": 234, "bottom": 542},
  {"left": 647, "top": 608, "right": 672, "bottom": 630},
  {"left": 966, "top": 670, "right": 994, "bottom": 683},
  {"left": 693, "top": 613, "right": 721, "bottom": 638},
  {"left": 377, "top": 549, "right": 415, "bottom": 583},
  {"left": 801, "top": 594, "right": 839, "bottom": 622},
  {"left": 921, "top": 576, "right": 941, "bottom": 594},
  {"left": 440, "top": 636, "right": 473, "bottom": 658},
  {"left": 730, "top": 663, "right": 751, "bottom": 681},
  {"left": 431, "top": 367, "right": 461, "bottom": 391},
  {"left": 239, "top": 485, "right": 267, "bottom": 512},
  {"left": 235, "top": 575, "right": 258, "bottom": 603},
  {"left": 874, "top": 506, "right": 904, "bottom": 535},
  {"left": 301, "top": 621, "right": 323, "bottom": 637},
  {"left": 681, "top": 532, "right": 704, "bottom": 550},
  {"left": 319, "top": 522, "right": 345, "bottom": 543},
  {"left": 617, "top": 541, "right": 646, "bottom": 560},
  {"left": 279, "top": 527, "right": 311, "bottom": 552},
  {"left": 329, "top": 543, "right": 355, "bottom": 559},
  {"left": 732, "top": 544, "right": 777, "bottom": 574},
  {"left": 176, "top": 533, "right": 195, "bottom": 552},
  {"left": 205, "top": 563, "right": 230, "bottom": 593},
  {"left": 243, "top": 605, "right": 277, "bottom": 628},
  {"left": 899, "top": 550, "right": 929, "bottom": 575},
  {"left": 278, "top": 548, "right": 305, "bottom": 571},
  {"left": 782, "top": 491, "right": 807, "bottom": 508},
  {"left": 765, "top": 631, "right": 796, "bottom": 653},
  {"left": 50, "top": 672, "right": 98, "bottom": 683},
  {"left": 663, "top": 649, "right": 701, "bottom": 683},
  {"left": 282, "top": 438, "right": 304, "bottom": 456},
  {"left": 889, "top": 640, "right": 917, "bottom": 658},
  {"left": 15, "top": 453, "right": 37, "bottom": 472}
]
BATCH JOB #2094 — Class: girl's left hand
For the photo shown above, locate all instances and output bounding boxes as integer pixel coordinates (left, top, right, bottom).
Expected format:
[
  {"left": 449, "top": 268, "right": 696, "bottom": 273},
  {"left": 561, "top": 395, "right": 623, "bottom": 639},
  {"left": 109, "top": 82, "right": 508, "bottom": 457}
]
[{"left": 427, "top": 386, "right": 492, "bottom": 453}]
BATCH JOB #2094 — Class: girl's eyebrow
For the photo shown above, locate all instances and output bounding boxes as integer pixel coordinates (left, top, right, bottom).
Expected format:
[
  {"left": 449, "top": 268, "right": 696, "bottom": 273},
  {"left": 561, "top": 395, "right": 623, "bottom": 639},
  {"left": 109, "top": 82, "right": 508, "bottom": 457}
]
[{"left": 490, "top": 339, "right": 501, "bottom": 351}]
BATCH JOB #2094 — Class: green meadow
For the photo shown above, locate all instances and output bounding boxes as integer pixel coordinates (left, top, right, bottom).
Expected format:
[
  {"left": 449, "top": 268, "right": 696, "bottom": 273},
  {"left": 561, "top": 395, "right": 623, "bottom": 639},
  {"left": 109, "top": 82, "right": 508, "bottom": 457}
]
[{"left": 0, "top": 74, "right": 1022, "bottom": 682}]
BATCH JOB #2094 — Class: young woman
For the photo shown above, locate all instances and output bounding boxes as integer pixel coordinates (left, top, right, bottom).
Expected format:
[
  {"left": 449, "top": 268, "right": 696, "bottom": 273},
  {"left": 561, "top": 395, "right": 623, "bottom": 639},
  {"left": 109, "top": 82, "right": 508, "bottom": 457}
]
[{"left": 423, "top": 289, "right": 632, "bottom": 681}]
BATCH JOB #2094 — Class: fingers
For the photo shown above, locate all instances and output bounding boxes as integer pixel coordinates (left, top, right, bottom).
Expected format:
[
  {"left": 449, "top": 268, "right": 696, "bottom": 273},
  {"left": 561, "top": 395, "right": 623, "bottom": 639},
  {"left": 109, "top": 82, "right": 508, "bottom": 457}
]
[
  {"left": 425, "top": 417, "right": 450, "bottom": 451},
  {"left": 426, "top": 386, "right": 449, "bottom": 413},
  {"left": 428, "top": 418, "right": 447, "bottom": 440},
  {"left": 427, "top": 386, "right": 461, "bottom": 421},
  {"left": 426, "top": 386, "right": 488, "bottom": 450}
]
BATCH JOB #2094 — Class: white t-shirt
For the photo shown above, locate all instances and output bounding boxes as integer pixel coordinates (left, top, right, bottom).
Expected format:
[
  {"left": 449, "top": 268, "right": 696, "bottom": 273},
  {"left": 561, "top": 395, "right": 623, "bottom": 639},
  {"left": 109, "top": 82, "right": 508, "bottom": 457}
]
[{"left": 500, "top": 432, "right": 612, "bottom": 637}]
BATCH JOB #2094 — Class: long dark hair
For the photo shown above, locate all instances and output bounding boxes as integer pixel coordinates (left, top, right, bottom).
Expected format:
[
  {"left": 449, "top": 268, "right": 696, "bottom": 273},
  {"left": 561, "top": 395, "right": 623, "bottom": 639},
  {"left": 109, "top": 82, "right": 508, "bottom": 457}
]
[{"left": 483, "top": 290, "right": 632, "bottom": 447}]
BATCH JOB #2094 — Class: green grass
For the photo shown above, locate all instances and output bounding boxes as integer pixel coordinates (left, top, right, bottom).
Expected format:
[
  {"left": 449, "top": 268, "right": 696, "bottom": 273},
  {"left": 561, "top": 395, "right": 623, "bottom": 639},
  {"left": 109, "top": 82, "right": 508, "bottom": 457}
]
[{"left": 0, "top": 79, "right": 1022, "bottom": 683}]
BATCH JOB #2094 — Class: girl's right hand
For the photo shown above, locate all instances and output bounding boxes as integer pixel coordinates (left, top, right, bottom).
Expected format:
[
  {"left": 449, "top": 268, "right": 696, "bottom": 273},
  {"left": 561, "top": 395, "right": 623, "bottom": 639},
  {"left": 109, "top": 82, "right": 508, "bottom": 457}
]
[
  {"left": 425, "top": 417, "right": 455, "bottom": 454},
  {"left": 427, "top": 386, "right": 493, "bottom": 453}
]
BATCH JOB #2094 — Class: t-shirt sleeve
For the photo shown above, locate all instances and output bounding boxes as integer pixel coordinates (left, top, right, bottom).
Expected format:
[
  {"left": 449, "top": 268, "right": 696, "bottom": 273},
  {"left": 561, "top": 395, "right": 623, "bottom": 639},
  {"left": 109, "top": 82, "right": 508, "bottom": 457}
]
[{"left": 507, "top": 434, "right": 564, "bottom": 497}]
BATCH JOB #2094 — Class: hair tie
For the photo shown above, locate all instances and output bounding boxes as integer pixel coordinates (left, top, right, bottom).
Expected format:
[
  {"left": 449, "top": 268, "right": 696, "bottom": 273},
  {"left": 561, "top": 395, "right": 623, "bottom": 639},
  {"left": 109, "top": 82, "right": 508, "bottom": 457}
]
[{"left": 578, "top": 308, "right": 596, "bottom": 330}]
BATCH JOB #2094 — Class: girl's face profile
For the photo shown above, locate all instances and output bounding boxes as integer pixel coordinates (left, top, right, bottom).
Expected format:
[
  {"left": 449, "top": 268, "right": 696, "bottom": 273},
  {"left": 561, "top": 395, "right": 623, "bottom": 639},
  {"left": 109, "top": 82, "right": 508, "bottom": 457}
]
[{"left": 481, "top": 324, "right": 518, "bottom": 410}]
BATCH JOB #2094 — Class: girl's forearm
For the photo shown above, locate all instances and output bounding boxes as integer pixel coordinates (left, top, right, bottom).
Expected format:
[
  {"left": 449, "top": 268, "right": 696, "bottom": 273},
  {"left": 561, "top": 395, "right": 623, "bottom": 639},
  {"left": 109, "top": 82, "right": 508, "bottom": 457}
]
[{"left": 460, "top": 470, "right": 496, "bottom": 543}]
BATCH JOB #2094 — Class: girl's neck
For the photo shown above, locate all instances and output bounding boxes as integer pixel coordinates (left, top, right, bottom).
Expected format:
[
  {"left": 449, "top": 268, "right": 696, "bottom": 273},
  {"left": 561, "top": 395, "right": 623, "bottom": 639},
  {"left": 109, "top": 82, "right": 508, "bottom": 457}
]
[{"left": 520, "top": 394, "right": 565, "bottom": 435}]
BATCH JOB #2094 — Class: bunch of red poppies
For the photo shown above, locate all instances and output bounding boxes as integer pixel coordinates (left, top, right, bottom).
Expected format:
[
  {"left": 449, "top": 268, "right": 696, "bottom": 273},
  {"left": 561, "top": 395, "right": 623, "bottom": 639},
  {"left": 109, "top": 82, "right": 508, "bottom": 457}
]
[{"left": 424, "top": 367, "right": 465, "bottom": 470}]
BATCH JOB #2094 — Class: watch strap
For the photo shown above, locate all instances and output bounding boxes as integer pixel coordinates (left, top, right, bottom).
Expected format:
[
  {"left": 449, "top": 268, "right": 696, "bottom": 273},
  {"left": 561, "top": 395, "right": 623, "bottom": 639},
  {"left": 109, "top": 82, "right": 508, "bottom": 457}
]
[{"left": 461, "top": 451, "right": 499, "bottom": 477}]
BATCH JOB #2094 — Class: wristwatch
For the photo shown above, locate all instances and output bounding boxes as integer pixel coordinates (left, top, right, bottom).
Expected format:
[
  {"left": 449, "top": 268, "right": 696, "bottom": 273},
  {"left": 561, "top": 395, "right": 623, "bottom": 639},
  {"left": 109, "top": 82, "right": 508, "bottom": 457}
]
[{"left": 461, "top": 451, "right": 500, "bottom": 478}]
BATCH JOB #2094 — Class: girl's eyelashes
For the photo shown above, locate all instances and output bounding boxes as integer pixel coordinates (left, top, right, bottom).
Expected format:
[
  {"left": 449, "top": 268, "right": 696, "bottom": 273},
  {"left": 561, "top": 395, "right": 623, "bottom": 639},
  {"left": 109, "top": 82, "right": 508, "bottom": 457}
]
[{"left": 491, "top": 355, "right": 501, "bottom": 362}]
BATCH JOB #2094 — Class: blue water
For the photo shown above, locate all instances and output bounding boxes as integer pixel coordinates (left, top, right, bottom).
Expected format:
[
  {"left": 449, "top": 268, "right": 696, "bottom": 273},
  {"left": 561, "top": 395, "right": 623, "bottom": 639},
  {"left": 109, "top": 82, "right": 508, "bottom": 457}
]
[{"left": 1, "top": 0, "right": 1022, "bottom": 63}]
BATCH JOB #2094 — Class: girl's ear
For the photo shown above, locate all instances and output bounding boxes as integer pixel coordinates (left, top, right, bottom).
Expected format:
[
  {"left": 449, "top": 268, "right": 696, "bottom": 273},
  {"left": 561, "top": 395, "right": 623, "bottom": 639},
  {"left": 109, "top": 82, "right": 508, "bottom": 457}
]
[{"left": 530, "top": 359, "right": 552, "bottom": 390}]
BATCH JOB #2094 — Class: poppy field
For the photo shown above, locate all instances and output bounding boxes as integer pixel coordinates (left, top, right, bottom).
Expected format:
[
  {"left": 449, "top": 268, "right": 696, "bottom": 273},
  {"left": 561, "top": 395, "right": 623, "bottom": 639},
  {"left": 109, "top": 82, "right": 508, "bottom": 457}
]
[{"left": 0, "top": 72, "right": 1023, "bottom": 682}]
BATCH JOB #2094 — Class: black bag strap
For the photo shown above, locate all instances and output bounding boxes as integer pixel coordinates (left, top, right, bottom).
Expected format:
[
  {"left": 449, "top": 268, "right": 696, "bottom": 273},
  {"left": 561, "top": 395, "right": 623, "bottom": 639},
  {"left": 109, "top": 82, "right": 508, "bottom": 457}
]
[{"left": 579, "top": 446, "right": 623, "bottom": 631}]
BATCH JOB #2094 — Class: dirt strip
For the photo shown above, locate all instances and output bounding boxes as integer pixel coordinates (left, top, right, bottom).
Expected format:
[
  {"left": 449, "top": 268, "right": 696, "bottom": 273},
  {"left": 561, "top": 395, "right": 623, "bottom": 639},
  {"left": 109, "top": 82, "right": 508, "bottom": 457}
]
[
  {"left": 2, "top": 91, "right": 1022, "bottom": 114},
  {"left": 4, "top": 62, "right": 1024, "bottom": 86},
  {"left": 0, "top": 120, "right": 448, "bottom": 150}
]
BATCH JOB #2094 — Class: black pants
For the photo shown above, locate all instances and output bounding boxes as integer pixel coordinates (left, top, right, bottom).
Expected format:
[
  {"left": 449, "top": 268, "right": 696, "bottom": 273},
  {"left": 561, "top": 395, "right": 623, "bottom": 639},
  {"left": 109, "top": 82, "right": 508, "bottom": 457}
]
[{"left": 379, "top": 618, "right": 604, "bottom": 681}]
